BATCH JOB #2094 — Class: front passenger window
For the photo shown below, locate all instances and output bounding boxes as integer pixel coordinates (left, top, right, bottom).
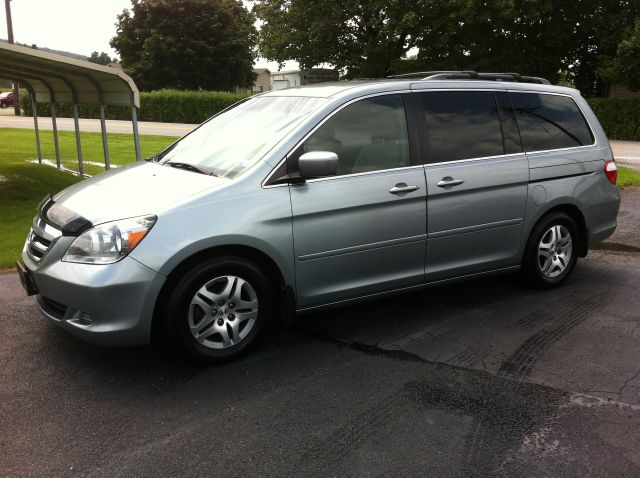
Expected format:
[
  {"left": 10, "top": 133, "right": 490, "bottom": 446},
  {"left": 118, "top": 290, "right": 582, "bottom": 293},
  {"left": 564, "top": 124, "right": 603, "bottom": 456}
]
[{"left": 301, "top": 94, "right": 410, "bottom": 176}]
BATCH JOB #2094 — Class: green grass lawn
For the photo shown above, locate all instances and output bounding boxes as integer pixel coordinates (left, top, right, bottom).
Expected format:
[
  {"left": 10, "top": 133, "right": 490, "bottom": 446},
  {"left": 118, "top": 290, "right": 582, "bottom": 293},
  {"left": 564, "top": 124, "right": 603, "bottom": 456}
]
[
  {"left": 0, "top": 128, "right": 176, "bottom": 269},
  {"left": 1, "top": 126, "right": 639, "bottom": 270},
  {"left": 618, "top": 165, "right": 640, "bottom": 188}
]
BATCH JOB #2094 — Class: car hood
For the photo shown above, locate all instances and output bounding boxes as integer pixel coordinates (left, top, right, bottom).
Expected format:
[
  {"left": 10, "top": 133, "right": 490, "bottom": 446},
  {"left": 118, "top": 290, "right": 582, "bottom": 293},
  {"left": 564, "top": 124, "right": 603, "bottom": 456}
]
[{"left": 53, "top": 161, "right": 228, "bottom": 225}]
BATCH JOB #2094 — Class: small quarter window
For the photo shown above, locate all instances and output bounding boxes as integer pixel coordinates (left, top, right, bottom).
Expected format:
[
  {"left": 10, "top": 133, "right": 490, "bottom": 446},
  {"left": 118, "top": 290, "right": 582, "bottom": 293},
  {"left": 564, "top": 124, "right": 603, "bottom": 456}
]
[
  {"left": 510, "top": 93, "right": 594, "bottom": 152},
  {"left": 300, "top": 94, "right": 410, "bottom": 175},
  {"left": 420, "top": 91, "right": 504, "bottom": 163}
]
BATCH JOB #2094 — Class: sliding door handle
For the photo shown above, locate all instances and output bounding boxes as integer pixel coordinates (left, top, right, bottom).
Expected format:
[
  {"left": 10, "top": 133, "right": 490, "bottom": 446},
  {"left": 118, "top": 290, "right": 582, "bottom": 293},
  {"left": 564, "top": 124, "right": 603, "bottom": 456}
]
[
  {"left": 389, "top": 184, "right": 420, "bottom": 194},
  {"left": 436, "top": 177, "right": 465, "bottom": 188}
]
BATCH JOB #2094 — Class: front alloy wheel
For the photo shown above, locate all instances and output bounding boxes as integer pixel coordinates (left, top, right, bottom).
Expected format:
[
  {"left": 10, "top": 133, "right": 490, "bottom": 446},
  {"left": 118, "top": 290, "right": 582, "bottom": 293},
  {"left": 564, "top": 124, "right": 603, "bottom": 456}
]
[
  {"left": 188, "top": 275, "right": 259, "bottom": 349},
  {"left": 164, "top": 256, "right": 274, "bottom": 363}
]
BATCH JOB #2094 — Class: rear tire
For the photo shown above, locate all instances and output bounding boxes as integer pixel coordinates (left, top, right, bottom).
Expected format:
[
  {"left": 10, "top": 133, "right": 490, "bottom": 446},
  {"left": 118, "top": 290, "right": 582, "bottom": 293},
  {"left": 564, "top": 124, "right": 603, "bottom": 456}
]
[
  {"left": 523, "top": 212, "right": 579, "bottom": 289},
  {"left": 163, "top": 256, "right": 275, "bottom": 363}
]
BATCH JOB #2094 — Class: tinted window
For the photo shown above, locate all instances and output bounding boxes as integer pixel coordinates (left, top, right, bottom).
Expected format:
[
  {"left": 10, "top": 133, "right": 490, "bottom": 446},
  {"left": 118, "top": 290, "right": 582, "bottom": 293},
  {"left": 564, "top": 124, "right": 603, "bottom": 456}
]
[
  {"left": 420, "top": 91, "right": 504, "bottom": 163},
  {"left": 301, "top": 94, "right": 410, "bottom": 175},
  {"left": 495, "top": 91, "right": 523, "bottom": 155},
  {"left": 510, "top": 93, "right": 594, "bottom": 152}
]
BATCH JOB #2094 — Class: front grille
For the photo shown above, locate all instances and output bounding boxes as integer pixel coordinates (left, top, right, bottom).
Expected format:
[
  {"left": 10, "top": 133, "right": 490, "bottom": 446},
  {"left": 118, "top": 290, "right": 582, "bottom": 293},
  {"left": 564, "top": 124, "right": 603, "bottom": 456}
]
[
  {"left": 26, "top": 216, "right": 62, "bottom": 263},
  {"left": 41, "top": 296, "right": 67, "bottom": 319}
]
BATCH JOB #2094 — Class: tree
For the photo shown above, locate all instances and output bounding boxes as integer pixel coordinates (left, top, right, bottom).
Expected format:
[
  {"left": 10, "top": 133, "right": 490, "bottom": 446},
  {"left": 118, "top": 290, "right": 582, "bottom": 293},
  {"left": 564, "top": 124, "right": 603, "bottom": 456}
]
[
  {"left": 111, "top": 0, "right": 257, "bottom": 91},
  {"left": 253, "top": 0, "right": 421, "bottom": 78},
  {"left": 88, "top": 51, "right": 113, "bottom": 65},
  {"left": 255, "top": 0, "right": 640, "bottom": 95},
  {"left": 598, "top": 18, "right": 640, "bottom": 91},
  {"left": 412, "top": 0, "right": 640, "bottom": 92}
]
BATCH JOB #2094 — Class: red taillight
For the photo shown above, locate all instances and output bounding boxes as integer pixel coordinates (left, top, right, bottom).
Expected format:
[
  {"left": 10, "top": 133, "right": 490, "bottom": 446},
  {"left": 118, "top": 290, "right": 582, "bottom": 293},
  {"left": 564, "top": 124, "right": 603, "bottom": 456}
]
[{"left": 604, "top": 160, "right": 617, "bottom": 185}]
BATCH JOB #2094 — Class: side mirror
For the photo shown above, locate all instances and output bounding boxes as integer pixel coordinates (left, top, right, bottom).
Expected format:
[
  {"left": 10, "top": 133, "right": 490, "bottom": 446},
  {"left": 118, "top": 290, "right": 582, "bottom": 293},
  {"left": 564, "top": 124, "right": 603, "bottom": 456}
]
[{"left": 298, "top": 151, "right": 338, "bottom": 178}]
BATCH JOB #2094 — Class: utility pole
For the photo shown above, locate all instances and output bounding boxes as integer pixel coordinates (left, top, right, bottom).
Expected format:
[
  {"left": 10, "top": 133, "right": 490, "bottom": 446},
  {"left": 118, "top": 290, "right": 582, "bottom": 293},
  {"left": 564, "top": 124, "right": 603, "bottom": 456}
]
[{"left": 4, "top": 0, "right": 20, "bottom": 116}]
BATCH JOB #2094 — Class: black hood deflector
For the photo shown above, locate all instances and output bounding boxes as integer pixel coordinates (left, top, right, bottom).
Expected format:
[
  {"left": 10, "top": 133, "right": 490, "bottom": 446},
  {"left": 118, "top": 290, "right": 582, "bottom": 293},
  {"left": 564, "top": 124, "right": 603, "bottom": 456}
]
[{"left": 40, "top": 195, "right": 93, "bottom": 236}]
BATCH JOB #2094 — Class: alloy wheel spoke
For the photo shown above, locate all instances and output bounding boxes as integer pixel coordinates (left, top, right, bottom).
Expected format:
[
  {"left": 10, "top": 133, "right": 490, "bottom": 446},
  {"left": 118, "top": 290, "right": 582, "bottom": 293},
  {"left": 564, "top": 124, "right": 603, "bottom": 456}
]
[
  {"left": 191, "top": 312, "right": 215, "bottom": 334},
  {"left": 235, "top": 310, "right": 256, "bottom": 322},
  {"left": 217, "top": 323, "right": 233, "bottom": 347},
  {"left": 228, "top": 320, "right": 240, "bottom": 343}
]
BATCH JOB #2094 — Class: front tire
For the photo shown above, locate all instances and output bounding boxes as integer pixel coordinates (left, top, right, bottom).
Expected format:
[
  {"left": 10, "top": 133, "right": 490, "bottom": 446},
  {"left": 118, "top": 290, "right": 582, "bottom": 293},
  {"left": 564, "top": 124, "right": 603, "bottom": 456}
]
[
  {"left": 523, "top": 212, "right": 579, "bottom": 289},
  {"left": 164, "top": 256, "right": 274, "bottom": 363}
]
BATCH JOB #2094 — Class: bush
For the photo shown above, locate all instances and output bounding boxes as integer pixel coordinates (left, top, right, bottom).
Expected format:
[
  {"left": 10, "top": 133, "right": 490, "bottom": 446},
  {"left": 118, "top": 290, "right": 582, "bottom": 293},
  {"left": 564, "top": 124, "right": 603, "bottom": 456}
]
[
  {"left": 20, "top": 89, "right": 248, "bottom": 124},
  {"left": 587, "top": 98, "right": 640, "bottom": 141},
  {"left": 20, "top": 89, "right": 639, "bottom": 140}
]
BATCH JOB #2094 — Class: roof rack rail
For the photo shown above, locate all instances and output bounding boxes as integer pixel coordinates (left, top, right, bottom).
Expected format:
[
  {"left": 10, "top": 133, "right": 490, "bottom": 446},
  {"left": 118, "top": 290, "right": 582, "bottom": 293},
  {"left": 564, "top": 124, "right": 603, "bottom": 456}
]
[{"left": 387, "top": 70, "right": 550, "bottom": 85}]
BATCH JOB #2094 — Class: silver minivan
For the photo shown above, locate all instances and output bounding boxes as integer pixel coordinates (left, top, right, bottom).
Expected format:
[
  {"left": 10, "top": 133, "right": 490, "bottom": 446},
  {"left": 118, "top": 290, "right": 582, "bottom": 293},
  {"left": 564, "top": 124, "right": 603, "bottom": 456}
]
[{"left": 18, "top": 72, "right": 621, "bottom": 362}]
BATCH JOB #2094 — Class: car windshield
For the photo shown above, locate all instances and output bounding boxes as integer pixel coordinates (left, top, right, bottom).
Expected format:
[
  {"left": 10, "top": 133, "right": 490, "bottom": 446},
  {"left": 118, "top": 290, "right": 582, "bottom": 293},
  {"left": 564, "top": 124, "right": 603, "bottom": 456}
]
[{"left": 159, "top": 95, "right": 326, "bottom": 179}]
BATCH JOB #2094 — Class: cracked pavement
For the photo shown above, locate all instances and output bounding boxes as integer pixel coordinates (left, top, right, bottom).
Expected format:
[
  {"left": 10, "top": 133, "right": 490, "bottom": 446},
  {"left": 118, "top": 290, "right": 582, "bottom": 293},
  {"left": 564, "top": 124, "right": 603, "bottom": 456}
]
[{"left": 1, "top": 247, "right": 640, "bottom": 476}]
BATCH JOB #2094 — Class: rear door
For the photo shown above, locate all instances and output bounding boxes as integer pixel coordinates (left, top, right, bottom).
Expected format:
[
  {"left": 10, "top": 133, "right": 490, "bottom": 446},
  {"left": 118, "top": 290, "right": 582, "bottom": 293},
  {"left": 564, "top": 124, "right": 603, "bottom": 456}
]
[
  {"left": 414, "top": 90, "right": 529, "bottom": 281},
  {"left": 288, "top": 94, "right": 427, "bottom": 308}
]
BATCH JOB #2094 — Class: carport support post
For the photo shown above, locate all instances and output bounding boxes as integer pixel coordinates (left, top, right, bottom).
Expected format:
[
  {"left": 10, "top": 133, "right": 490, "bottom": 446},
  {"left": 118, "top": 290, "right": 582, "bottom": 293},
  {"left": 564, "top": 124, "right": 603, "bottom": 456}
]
[
  {"left": 131, "top": 102, "right": 141, "bottom": 162},
  {"left": 50, "top": 102, "right": 61, "bottom": 169},
  {"left": 72, "top": 103, "right": 84, "bottom": 175},
  {"left": 98, "top": 99, "right": 110, "bottom": 171},
  {"left": 30, "top": 94, "right": 42, "bottom": 163}
]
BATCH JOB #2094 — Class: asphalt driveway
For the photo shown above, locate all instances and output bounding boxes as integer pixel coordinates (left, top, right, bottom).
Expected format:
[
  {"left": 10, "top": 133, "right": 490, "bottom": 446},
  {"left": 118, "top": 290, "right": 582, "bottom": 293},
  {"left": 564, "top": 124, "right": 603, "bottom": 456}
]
[
  {"left": 2, "top": 249, "right": 640, "bottom": 475},
  {"left": 2, "top": 186, "right": 640, "bottom": 476}
]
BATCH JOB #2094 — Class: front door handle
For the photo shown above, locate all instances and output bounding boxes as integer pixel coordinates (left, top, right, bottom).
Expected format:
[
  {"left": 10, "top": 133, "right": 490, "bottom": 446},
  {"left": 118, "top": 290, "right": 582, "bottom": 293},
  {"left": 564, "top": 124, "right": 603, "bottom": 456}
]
[
  {"left": 389, "top": 183, "right": 420, "bottom": 194},
  {"left": 436, "top": 177, "right": 465, "bottom": 188}
]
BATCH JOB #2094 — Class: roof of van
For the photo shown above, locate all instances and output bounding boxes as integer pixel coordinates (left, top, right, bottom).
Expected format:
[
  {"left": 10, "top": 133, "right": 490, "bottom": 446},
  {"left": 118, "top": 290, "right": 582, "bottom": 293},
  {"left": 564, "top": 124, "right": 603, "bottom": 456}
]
[{"left": 261, "top": 79, "right": 580, "bottom": 99}]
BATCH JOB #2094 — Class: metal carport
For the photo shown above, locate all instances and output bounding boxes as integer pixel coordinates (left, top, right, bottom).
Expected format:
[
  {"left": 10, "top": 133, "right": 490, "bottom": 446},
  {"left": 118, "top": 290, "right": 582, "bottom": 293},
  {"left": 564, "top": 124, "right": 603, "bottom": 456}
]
[{"left": 0, "top": 42, "right": 141, "bottom": 174}]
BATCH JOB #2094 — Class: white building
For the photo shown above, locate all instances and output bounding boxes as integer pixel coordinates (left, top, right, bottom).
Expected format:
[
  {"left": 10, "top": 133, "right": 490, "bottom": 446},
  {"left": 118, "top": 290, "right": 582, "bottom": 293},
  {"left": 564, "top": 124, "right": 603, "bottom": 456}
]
[{"left": 270, "top": 68, "right": 339, "bottom": 90}]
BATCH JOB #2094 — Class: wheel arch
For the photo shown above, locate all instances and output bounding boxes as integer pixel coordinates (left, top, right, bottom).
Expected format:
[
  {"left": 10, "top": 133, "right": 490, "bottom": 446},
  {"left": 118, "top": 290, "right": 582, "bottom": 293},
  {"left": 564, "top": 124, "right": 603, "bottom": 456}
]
[
  {"left": 524, "top": 202, "right": 589, "bottom": 259},
  {"left": 150, "top": 244, "right": 291, "bottom": 343}
]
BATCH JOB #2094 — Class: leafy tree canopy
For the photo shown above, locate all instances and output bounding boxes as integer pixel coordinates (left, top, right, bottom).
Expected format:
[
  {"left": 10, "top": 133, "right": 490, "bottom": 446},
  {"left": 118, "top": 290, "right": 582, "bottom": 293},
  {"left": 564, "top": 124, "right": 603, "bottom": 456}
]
[
  {"left": 599, "top": 18, "right": 640, "bottom": 91},
  {"left": 254, "top": 0, "right": 640, "bottom": 94},
  {"left": 254, "top": 0, "right": 421, "bottom": 78},
  {"left": 88, "top": 51, "right": 114, "bottom": 65},
  {"left": 111, "top": 0, "right": 257, "bottom": 91}
]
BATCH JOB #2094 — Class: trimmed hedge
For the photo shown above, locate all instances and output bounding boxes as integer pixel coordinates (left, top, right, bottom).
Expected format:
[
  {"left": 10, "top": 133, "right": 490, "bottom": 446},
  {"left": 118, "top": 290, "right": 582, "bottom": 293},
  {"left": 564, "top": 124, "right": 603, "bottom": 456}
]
[
  {"left": 20, "top": 89, "right": 248, "bottom": 124},
  {"left": 19, "top": 89, "right": 640, "bottom": 140},
  {"left": 587, "top": 98, "right": 640, "bottom": 141}
]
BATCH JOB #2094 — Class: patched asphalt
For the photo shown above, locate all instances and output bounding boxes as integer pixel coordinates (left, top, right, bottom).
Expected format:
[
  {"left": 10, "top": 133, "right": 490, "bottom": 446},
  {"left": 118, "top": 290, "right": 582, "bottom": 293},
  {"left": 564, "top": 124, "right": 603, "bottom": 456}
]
[{"left": 1, "top": 246, "right": 640, "bottom": 476}]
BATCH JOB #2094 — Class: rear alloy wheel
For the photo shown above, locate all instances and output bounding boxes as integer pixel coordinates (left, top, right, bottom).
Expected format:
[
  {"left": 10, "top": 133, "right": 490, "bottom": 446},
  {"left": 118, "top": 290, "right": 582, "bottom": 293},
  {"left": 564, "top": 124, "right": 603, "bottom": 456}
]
[
  {"left": 165, "top": 256, "right": 274, "bottom": 363},
  {"left": 523, "top": 212, "right": 579, "bottom": 289},
  {"left": 537, "top": 224, "right": 573, "bottom": 279}
]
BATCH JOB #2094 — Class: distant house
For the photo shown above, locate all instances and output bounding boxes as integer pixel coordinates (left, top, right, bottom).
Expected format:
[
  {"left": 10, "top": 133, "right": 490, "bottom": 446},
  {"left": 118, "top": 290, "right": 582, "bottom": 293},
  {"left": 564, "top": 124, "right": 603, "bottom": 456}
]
[
  {"left": 253, "top": 68, "right": 271, "bottom": 93},
  {"left": 606, "top": 84, "right": 640, "bottom": 99},
  {"left": 270, "top": 68, "right": 339, "bottom": 91},
  {"left": 236, "top": 68, "right": 271, "bottom": 94}
]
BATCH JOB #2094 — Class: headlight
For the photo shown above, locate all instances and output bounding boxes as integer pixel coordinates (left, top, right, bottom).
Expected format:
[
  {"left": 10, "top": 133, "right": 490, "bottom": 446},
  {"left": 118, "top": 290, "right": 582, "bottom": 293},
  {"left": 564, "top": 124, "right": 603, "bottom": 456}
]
[{"left": 62, "top": 215, "right": 157, "bottom": 264}]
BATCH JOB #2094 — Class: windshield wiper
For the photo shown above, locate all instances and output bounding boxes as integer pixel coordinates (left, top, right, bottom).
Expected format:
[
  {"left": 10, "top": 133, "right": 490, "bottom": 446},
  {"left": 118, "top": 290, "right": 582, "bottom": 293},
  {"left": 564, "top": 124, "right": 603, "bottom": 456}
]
[{"left": 165, "top": 161, "right": 219, "bottom": 176}]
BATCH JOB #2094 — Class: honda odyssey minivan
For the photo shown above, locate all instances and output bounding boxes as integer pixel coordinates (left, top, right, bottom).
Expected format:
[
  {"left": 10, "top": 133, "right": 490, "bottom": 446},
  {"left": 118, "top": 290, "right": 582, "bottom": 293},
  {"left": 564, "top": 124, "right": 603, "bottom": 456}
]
[{"left": 18, "top": 71, "right": 621, "bottom": 362}]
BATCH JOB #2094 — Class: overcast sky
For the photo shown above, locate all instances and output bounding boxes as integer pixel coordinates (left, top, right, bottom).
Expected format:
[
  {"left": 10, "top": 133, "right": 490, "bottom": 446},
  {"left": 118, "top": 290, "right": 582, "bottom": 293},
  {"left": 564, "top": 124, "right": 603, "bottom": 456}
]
[{"left": 0, "top": 0, "right": 297, "bottom": 70}]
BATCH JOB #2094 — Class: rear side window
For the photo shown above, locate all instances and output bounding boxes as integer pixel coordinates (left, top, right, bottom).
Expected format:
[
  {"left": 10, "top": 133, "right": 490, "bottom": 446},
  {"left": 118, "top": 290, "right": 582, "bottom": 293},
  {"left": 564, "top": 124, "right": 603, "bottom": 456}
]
[
  {"left": 510, "top": 93, "right": 594, "bottom": 152},
  {"left": 420, "top": 91, "right": 504, "bottom": 163}
]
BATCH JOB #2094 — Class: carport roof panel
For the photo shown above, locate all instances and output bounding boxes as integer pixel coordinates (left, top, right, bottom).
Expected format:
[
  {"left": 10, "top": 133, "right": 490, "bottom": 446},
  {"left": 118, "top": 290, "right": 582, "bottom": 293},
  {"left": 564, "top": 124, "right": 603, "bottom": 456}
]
[{"left": 0, "top": 42, "right": 139, "bottom": 107}]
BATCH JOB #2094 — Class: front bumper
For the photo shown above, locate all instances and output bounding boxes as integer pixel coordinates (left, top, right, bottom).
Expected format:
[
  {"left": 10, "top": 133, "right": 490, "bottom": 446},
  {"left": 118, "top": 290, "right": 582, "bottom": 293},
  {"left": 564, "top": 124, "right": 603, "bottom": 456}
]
[{"left": 22, "top": 235, "right": 166, "bottom": 347}]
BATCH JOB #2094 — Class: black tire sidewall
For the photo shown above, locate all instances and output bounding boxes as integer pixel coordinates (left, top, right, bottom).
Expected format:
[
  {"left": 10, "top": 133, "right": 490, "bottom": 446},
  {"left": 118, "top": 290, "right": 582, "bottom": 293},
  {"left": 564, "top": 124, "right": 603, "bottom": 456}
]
[
  {"left": 524, "top": 212, "right": 579, "bottom": 288},
  {"left": 164, "top": 256, "right": 274, "bottom": 363}
]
